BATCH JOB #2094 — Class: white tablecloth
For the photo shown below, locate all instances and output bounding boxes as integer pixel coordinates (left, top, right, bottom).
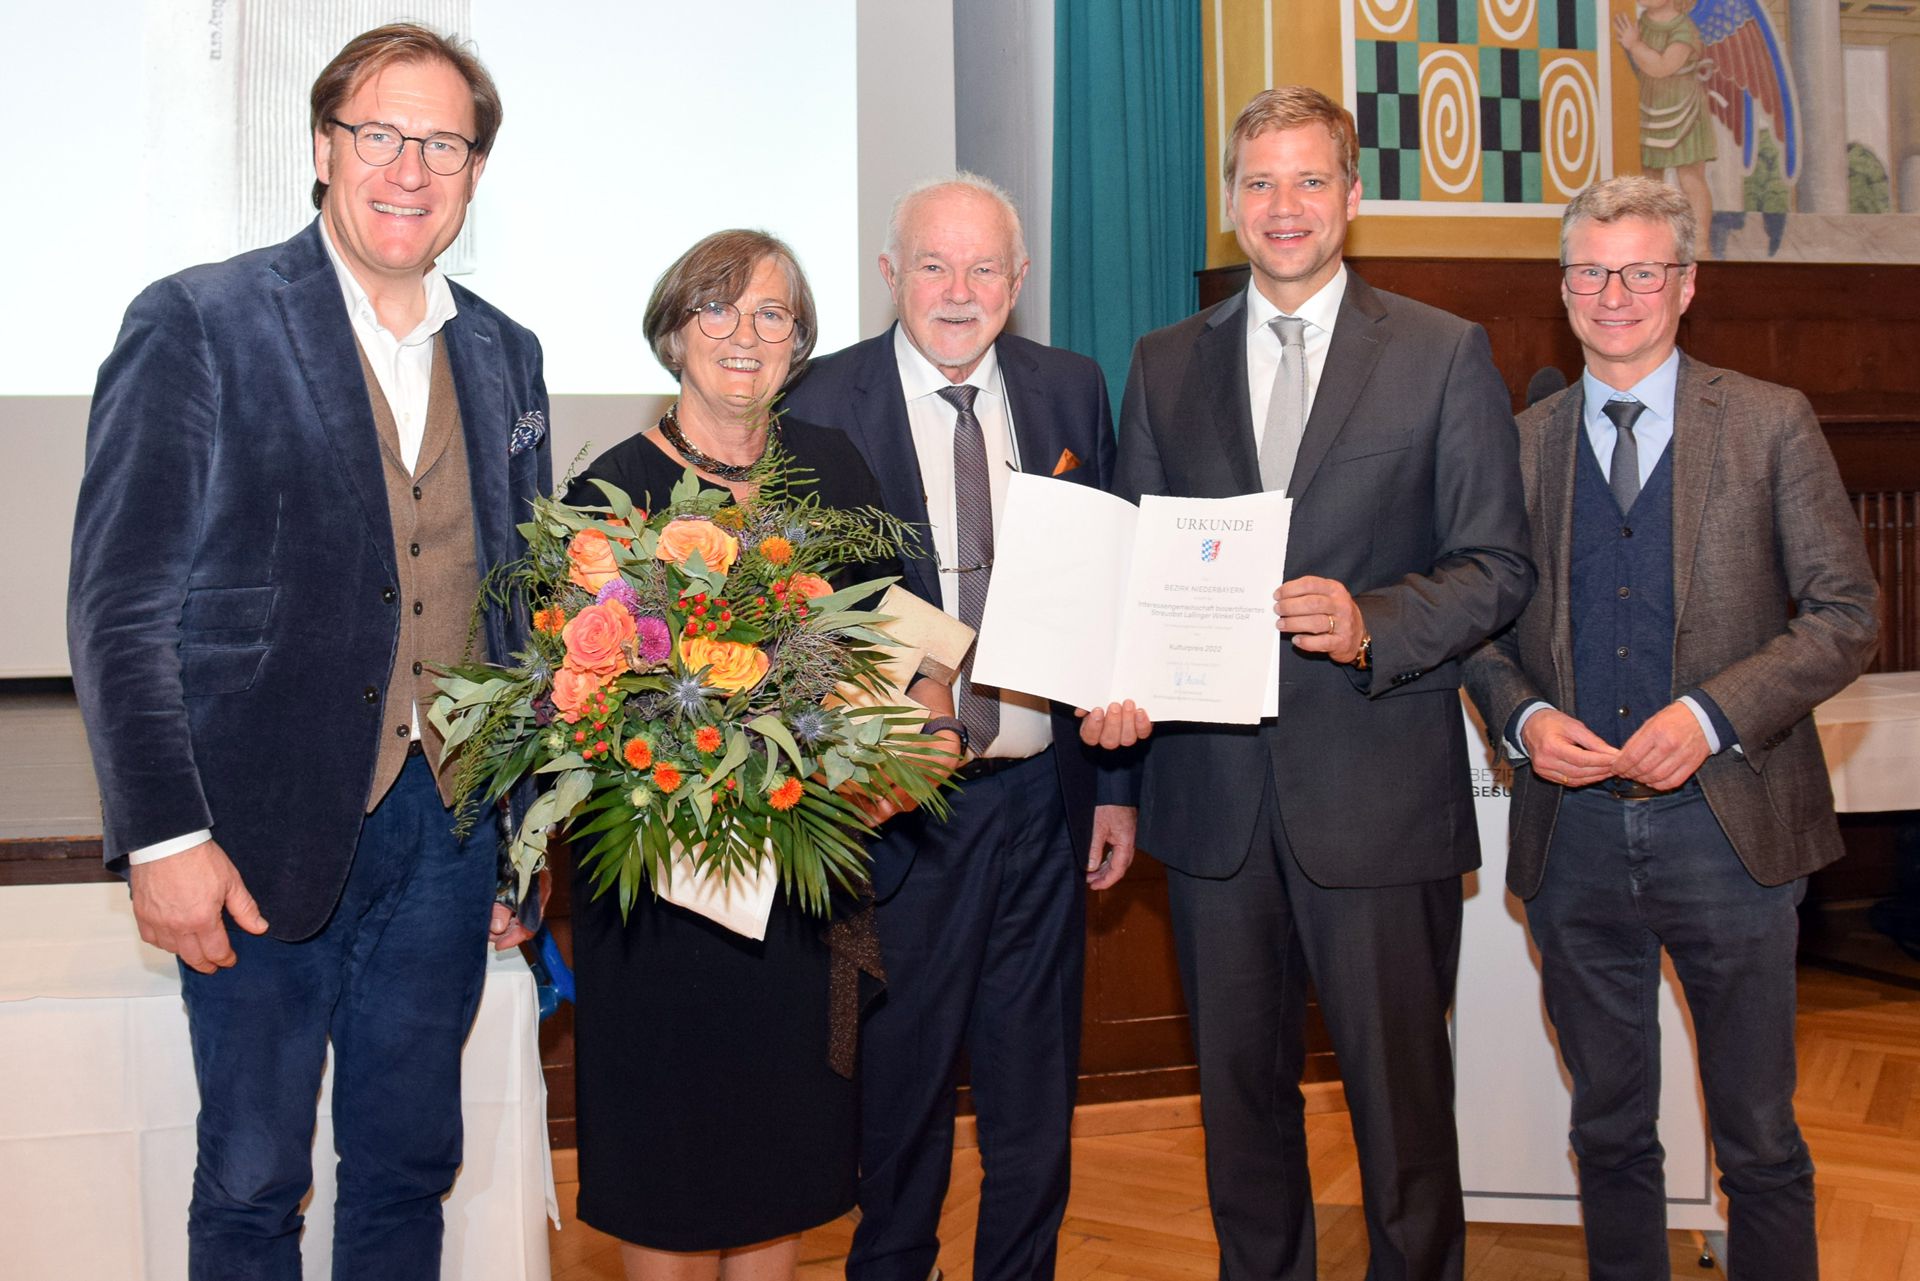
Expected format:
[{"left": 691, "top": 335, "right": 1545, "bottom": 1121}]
[
  {"left": 1815, "top": 671, "right": 1920, "bottom": 813},
  {"left": 0, "top": 882, "right": 556, "bottom": 1281}
]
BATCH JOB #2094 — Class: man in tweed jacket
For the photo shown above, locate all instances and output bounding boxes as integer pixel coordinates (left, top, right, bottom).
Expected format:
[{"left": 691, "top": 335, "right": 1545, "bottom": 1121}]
[{"left": 1463, "top": 176, "right": 1877, "bottom": 1281}]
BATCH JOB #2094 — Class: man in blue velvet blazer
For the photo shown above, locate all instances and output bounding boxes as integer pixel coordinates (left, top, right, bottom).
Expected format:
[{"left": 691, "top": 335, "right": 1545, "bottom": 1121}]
[
  {"left": 783, "top": 175, "right": 1137, "bottom": 1281},
  {"left": 66, "top": 25, "right": 549, "bottom": 1278}
]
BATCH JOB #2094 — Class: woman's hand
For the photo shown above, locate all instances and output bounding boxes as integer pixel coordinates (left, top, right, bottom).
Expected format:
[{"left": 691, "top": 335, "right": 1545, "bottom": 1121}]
[{"left": 836, "top": 674, "right": 962, "bottom": 824}]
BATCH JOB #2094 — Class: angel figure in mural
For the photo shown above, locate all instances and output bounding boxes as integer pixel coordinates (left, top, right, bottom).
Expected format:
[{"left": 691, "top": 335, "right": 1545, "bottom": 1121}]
[{"left": 1617, "top": 0, "right": 1800, "bottom": 258}]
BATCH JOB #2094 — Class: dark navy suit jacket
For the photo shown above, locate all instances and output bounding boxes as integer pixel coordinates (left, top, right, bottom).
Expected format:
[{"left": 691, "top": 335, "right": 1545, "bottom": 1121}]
[
  {"left": 69, "top": 220, "right": 552, "bottom": 938},
  {"left": 783, "top": 326, "right": 1126, "bottom": 897}
]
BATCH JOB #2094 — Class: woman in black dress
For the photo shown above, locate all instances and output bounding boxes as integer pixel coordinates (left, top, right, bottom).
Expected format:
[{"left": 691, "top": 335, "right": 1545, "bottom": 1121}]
[{"left": 566, "top": 230, "right": 960, "bottom": 1281}]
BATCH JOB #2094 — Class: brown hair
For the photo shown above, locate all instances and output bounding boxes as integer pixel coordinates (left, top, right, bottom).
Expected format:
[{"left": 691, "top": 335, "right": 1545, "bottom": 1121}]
[
  {"left": 643, "top": 230, "right": 820, "bottom": 385},
  {"left": 1223, "top": 86, "right": 1359, "bottom": 190},
  {"left": 1560, "top": 175, "right": 1697, "bottom": 266},
  {"left": 308, "top": 23, "right": 503, "bottom": 210}
]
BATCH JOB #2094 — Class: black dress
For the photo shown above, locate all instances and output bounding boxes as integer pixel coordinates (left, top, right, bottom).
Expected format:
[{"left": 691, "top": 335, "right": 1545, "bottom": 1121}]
[{"left": 565, "top": 417, "right": 895, "bottom": 1250}]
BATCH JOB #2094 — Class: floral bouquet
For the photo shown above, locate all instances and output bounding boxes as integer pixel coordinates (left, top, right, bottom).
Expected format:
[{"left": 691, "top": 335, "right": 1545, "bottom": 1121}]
[{"left": 430, "top": 446, "right": 953, "bottom": 922}]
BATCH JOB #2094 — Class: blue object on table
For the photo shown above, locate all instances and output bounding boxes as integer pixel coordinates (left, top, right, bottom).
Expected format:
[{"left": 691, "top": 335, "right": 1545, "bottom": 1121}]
[{"left": 526, "top": 926, "right": 575, "bottom": 1020}]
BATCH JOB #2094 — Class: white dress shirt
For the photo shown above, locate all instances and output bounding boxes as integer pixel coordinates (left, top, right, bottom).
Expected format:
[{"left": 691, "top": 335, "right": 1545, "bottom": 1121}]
[
  {"left": 1244, "top": 266, "right": 1348, "bottom": 476},
  {"left": 128, "top": 223, "right": 458, "bottom": 865},
  {"left": 893, "top": 326, "right": 1053, "bottom": 760}
]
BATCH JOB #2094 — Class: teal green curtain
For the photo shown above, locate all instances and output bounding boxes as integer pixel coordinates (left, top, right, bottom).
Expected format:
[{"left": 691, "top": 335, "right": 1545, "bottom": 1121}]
[{"left": 1051, "top": 0, "right": 1204, "bottom": 417}]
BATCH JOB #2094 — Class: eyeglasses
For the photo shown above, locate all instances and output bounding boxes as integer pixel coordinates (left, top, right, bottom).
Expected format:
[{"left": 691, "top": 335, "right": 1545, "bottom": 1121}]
[
  {"left": 688, "top": 301, "right": 800, "bottom": 344},
  {"left": 1560, "top": 262, "right": 1688, "bottom": 295},
  {"left": 329, "top": 119, "right": 477, "bottom": 176}
]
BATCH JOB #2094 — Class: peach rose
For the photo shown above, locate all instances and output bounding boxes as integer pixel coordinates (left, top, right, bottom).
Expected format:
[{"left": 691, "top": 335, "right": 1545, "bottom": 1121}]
[
  {"left": 681, "top": 636, "right": 770, "bottom": 694},
  {"left": 788, "top": 573, "right": 832, "bottom": 600},
  {"left": 568, "top": 529, "right": 621, "bottom": 592},
  {"left": 655, "top": 519, "right": 740, "bottom": 574},
  {"left": 551, "top": 663, "right": 608, "bottom": 723},
  {"left": 562, "top": 601, "right": 637, "bottom": 677}
]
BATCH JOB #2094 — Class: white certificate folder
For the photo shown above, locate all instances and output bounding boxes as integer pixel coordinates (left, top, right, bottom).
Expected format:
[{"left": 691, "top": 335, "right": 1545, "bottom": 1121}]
[{"left": 971, "top": 473, "right": 1290, "bottom": 725}]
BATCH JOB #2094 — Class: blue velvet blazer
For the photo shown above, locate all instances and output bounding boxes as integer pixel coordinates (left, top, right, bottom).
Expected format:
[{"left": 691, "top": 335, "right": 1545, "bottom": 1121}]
[{"left": 68, "top": 220, "right": 552, "bottom": 938}]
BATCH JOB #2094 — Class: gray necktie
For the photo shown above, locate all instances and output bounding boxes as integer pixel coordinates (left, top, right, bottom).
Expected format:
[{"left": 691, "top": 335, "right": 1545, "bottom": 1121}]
[
  {"left": 938, "top": 384, "right": 1000, "bottom": 752},
  {"left": 1603, "top": 398, "right": 1647, "bottom": 514},
  {"left": 1260, "top": 316, "right": 1308, "bottom": 494}
]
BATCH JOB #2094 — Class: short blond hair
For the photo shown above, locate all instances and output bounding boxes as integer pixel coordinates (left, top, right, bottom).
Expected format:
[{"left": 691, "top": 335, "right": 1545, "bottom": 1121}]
[
  {"left": 1223, "top": 86, "right": 1359, "bottom": 189},
  {"left": 1561, "top": 176, "right": 1696, "bottom": 265}
]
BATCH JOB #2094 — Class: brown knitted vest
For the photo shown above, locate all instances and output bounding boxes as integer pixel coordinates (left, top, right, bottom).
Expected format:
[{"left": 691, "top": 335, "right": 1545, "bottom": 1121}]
[{"left": 357, "top": 333, "right": 482, "bottom": 811}]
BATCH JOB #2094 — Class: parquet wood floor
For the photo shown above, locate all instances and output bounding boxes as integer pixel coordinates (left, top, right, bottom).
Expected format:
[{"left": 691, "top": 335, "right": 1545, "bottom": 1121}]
[{"left": 550, "top": 965, "right": 1920, "bottom": 1280}]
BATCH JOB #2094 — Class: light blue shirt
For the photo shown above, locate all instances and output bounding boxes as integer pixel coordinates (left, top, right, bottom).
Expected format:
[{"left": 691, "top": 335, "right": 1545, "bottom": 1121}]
[{"left": 1580, "top": 347, "right": 1679, "bottom": 490}]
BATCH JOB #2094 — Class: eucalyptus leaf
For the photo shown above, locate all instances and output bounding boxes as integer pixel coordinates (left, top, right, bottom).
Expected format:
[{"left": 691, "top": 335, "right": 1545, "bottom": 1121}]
[{"left": 749, "top": 714, "right": 806, "bottom": 770}]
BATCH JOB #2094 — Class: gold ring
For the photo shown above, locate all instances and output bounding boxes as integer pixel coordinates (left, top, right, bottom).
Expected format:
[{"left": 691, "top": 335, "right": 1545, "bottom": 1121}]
[{"left": 1326, "top": 613, "right": 1336, "bottom": 634}]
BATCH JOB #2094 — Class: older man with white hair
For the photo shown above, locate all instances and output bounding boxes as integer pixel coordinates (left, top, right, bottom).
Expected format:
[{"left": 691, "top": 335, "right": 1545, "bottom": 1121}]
[{"left": 785, "top": 174, "right": 1138, "bottom": 1281}]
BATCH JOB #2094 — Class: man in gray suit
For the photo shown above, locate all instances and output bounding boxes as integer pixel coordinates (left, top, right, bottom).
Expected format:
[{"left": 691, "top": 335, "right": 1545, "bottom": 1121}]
[
  {"left": 1094, "top": 86, "right": 1533, "bottom": 1280},
  {"left": 1463, "top": 175, "right": 1878, "bottom": 1280}
]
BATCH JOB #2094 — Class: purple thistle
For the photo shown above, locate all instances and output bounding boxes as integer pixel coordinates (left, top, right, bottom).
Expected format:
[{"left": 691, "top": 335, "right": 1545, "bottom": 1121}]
[
  {"left": 634, "top": 615, "right": 672, "bottom": 666},
  {"left": 596, "top": 578, "right": 642, "bottom": 617}
]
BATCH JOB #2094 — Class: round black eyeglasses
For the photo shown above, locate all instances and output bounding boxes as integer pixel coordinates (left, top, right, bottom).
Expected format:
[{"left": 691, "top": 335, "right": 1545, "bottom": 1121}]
[{"left": 329, "top": 119, "right": 477, "bottom": 176}]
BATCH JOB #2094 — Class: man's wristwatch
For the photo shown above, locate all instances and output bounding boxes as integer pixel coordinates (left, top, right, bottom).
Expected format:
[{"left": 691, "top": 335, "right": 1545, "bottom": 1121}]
[
  {"left": 1351, "top": 632, "right": 1372, "bottom": 671},
  {"left": 922, "top": 716, "right": 969, "bottom": 755}
]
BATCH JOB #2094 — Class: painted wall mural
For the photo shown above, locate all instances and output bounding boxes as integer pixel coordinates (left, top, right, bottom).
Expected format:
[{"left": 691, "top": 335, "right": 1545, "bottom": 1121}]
[{"left": 1202, "top": 0, "right": 1920, "bottom": 264}]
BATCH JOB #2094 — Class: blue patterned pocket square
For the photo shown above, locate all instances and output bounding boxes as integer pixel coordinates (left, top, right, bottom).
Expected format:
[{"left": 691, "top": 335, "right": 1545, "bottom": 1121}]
[{"left": 508, "top": 409, "right": 547, "bottom": 458}]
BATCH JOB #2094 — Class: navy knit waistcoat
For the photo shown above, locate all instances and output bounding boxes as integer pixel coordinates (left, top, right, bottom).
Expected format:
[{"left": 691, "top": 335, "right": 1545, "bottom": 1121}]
[{"left": 1569, "top": 430, "right": 1676, "bottom": 749}]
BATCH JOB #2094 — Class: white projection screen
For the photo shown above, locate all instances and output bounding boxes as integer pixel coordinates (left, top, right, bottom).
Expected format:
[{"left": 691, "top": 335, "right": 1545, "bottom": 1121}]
[{"left": 0, "top": 0, "right": 952, "bottom": 676}]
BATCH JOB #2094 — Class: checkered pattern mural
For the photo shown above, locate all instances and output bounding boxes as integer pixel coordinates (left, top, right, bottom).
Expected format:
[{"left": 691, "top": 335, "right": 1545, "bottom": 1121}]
[{"left": 1347, "top": 0, "right": 1607, "bottom": 206}]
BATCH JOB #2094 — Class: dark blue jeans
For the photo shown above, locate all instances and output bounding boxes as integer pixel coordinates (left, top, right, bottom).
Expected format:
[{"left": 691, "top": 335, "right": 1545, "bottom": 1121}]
[
  {"left": 179, "top": 753, "right": 497, "bottom": 1281},
  {"left": 1528, "top": 785, "right": 1816, "bottom": 1281}
]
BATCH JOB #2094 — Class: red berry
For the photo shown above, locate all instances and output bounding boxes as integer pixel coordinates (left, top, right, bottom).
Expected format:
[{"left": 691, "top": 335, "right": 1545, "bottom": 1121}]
[
  {"left": 573, "top": 731, "right": 586, "bottom": 743},
  {"left": 720, "top": 611, "right": 732, "bottom": 622},
  {"left": 705, "top": 621, "right": 718, "bottom": 633},
  {"left": 694, "top": 593, "right": 707, "bottom": 605}
]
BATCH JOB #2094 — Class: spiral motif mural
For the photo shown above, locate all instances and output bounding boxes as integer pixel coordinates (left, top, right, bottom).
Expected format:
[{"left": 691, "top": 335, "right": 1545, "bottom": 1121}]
[
  {"left": 1418, "top": 49, "right": 1481, "bottom": 196},
  {"left": 1481, "top": 0, "right": 1537, "bottom": 44},
  {"left": 1357, "top": 0, "right": 1415, "bottom": 37},
  {"left": 1540, "top": 56, "right": 1601, "bottom": 197}
]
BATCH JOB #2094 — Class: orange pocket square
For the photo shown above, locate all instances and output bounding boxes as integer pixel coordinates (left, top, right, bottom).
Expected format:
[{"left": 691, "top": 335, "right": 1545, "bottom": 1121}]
[{"left": 1051, "top": 448, "right": 1082, "bottom": 477}]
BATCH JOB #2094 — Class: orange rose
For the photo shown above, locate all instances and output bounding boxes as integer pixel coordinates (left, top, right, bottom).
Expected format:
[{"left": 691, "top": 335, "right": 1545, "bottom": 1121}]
[
  {"left": 655, "top": 519, "right": 740, "bottom": 574},
  {"left": 562, "top": 601, "right": 637, "bottom": 678},
  {"left": 568, "top": 529, "right": 621, "bottom": 591},
  {"left": 681, "top": 635, "right": 770, "bottom": 694},
  {"left": 788, "top": 573, "right": 832, "bottom": 600},
  {"left": 551, "top": 663, "right": 607, "bottom": 723}
]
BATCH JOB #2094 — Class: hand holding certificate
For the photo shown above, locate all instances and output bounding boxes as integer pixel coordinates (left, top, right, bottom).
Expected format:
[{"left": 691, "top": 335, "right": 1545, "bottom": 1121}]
[{"left": 971, "top": 474, "right": 1290, "bottom": 725}]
